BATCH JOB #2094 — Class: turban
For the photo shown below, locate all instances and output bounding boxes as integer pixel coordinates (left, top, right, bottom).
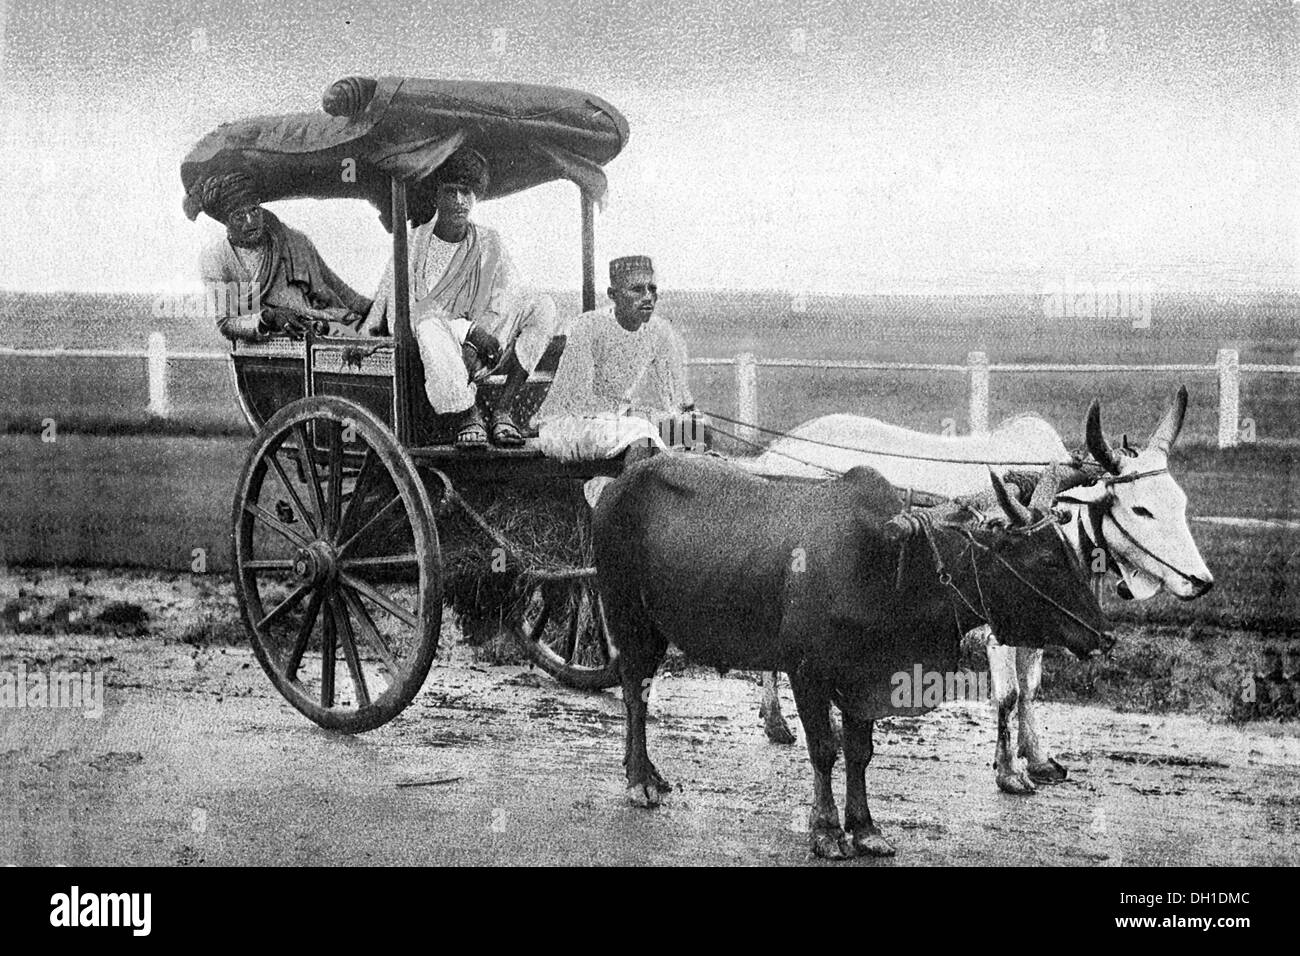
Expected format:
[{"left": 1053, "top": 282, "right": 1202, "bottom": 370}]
[
  {"left": 432, "top": 147, "right": 490, "bottom": 196},
  {"left": 183, "top": 172, "right": 261, "bottom": 223},
  {"left": 609, "top": 255, "right": 654, "bottom": 283}
]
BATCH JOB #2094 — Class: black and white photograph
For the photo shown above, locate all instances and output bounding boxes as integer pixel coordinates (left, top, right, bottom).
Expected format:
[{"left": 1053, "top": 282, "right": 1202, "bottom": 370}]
[{"left": 0, "top": 0, "right": 1295, "bottom": 896}]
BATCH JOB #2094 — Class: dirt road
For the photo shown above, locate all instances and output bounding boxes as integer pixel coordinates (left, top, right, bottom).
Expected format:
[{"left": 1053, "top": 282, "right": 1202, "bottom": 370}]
[{"left": 4, "top": 623, "right": 1298, "bottom": 867}]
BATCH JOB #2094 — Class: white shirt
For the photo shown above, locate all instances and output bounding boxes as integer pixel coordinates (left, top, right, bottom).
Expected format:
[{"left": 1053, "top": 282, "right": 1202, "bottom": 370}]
[{"left": 538, "top": 305, "right": 694, "bottom": 422}]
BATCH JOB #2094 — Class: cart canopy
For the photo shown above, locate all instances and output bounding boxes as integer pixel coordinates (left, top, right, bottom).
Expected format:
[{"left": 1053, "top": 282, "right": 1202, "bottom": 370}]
[{"left": 181, "top": 76, "right": 629, "bottom": 228}]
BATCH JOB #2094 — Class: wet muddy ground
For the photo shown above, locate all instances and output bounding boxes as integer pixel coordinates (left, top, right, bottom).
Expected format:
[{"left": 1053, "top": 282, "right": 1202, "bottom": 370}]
[{"left": 3, "top": 618, "right": 1298, "bottom": 866}]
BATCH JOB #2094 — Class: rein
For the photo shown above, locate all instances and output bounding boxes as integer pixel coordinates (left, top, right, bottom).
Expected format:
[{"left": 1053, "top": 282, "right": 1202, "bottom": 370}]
[
  {"left": 700, "top": 409, "right": 1076, "bottom": 467},
  {"left": 902, "top": 512, "right": 1108, "bottom": 641}
]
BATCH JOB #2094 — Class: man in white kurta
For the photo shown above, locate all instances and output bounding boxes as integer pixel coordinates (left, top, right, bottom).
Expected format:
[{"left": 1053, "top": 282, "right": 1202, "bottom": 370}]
[
  {"left": 365, "top": 148, "right": 556, "bottom": 447},
  {"left": 536, "top": 256, "right": 696, "bottom": 461}
]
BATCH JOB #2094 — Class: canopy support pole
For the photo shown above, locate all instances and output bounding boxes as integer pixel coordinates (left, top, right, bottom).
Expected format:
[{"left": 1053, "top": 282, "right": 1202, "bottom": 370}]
[
  {"left": 581, "top": 191, "right": 596, "bottom": 313},
  {"left": 391, "top": 178, "right": 416, "bottom": 445}
]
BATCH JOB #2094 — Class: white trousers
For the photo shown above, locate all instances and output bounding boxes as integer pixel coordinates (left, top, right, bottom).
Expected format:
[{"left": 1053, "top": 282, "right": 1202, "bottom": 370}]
[{"left": 414, "top": 294, "right": 557, "bottom": 414}]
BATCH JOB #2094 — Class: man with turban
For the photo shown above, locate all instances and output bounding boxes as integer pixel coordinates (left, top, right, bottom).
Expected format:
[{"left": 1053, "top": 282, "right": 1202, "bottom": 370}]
[
  {"left": 364, "top": 148, "right": 557, "bottom": 449},
  {"left": 535, "top": 255, "right": 698, "bottom": 462},
  {"left": 187, "top": 172, "right": 372, "bottom": 342}
]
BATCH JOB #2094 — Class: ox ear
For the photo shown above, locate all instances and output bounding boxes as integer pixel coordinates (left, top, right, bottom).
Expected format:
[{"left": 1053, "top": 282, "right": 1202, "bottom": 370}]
[
  {"left": 1028, "top": 464, "right": 1060, "bottom": 513},
  {"left": 1085, "top": 399, "right": 1121, "bottom": 475},
  {"left": 989, "top": 469, "right": 1032, "bottom": 527},
  {"left": 1146, "top": 385, "right": 1188, "bottom": 456}
]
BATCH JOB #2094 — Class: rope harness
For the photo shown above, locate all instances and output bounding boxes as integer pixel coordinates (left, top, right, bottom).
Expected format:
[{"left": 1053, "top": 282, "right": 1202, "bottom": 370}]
[
  {"left": 895, "top": 509, "right": 1110, "bottom": 643},
  {"left": 1060, "top": 466, "right": 1206, "bottom": 589}
]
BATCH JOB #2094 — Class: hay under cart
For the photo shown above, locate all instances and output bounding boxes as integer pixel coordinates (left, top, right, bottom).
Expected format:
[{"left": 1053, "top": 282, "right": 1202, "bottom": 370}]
[{"left": 194, "top": 76, "right": 640, "bottom": 732}]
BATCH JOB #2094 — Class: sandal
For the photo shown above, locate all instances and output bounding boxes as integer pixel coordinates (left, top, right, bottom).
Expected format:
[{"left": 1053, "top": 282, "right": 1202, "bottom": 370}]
[
  {"left": 455, "top": 407, "right": 488, "bottom": 449},
  {"left": 488, "top": 409, "right": 525, "bottom": 447}
]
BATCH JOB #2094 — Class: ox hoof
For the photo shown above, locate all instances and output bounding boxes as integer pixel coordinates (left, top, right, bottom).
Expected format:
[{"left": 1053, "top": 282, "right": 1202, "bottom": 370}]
[
  {"left": 764, "top": 714, "right": 797, "bottom": 746},
  {"left": 1027, "top": 757, "right": 1068, "bottom": 784},
  {"left": 996, "top": 769, "right": 1037, "bottom": 796},
  {"left": 810, "top": 826, "right": 853, "bottom": 860},
  {"left": 626, "top": 781, "right": 665, "bottom": 808},
  {"left": 850, "top": 826, "right": 896, "bottom": 858}
]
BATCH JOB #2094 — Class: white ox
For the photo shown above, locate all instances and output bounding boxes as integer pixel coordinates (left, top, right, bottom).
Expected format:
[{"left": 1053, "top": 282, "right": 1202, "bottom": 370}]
[{"left": 742, "top": 389, "right": 1213, "bottom": 794}]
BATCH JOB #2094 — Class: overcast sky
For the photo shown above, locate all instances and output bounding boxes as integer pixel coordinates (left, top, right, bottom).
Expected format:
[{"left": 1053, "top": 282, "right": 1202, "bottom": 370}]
[{"left": 0, "top": 0, "right": 1295, "bottom": 294}]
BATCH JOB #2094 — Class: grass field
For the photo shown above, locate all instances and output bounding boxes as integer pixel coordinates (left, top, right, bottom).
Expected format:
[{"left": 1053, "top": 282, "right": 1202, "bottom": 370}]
[{"left": 0, "top": 433, "right": 1295, "bottom": 632}]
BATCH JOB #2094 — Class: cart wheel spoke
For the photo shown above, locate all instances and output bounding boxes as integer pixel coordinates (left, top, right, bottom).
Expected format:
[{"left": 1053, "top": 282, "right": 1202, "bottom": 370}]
[
  {"left": 337, "top": 495, "right": 405, "bottom": 559},
  {"left": 564, "top": 585, "right": 587, "bottom": 664},
  {"left": 522, "top": 585, "right": 551, "bottom": 641},
  {"left": 293, "top": 423, "right": 328, "bottom": 526},
  {"left": 244, "top": 502, "right": 313, "bottom": 550},
  {"left": 321, "top": 600, "right": 337, "bottom": 707},
  {"left": 242, "top": 558, "right": 296, "bottom": 571},
  {"left": 327, "top": 419, "right": 344, "bottom": 539},
  {"left": 257, "top": 581, "right": 313, "bottom": 630},
  {"left": 338, "top": 448, "right": 380, "bottom": 541},
  {"left": 330, "top": 593, "right": 371, "bottom": 709},
  {"left": 267, "top": 450, "right": 319, "bottom": 538},
  {"left": 338, "top": 553, "right": 420, "bottom": 571},
  {"left": 285, "top": 586, "right": 327, "bottom": 681},
  {"left": 340, "top": 586, "right": 401, "bottom": 681},
  {"left": 340, "top": 573, "right": 418, "bottom": 629}
]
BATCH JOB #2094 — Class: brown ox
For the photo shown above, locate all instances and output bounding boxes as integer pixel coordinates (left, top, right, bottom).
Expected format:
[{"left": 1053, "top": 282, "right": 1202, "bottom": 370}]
[{"left": 593, "top": 454, "right": 1112, "bottom": 858}]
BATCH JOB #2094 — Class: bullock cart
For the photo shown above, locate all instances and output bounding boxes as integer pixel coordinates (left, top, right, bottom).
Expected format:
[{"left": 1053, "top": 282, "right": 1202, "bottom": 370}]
[{"left": 189, "top": 76, "right": 649, "bottom": 732}]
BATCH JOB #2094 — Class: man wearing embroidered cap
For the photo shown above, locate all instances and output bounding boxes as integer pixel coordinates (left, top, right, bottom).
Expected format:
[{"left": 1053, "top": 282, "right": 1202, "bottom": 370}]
[
  {"left": 364, "top": 147, "right": 558, "bottom": 448},
  {"left": 536, "top": 255, "right": 697, "bottom": 461},
  {"left": 188, "top": 172, "right": 373, "bottom": 342}
]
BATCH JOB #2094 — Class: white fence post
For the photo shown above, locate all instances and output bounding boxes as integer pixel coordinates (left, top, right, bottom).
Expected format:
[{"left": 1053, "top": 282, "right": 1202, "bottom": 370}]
[
  {"left": 735, "top": 352, "right": 758, "bottom": 445},
  {"left": 1217, "top": 348, "right": 1240, "bottom": 448},
  {"left": 147, "top": 331, "right": 170, "bottom": 417},
  {"left": 967, "top": 350, "right": 989, "bottom": 435}
]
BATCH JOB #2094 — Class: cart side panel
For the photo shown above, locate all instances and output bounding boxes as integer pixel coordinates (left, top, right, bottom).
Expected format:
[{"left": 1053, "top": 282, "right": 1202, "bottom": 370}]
[
  {"left": 310, "top": 340, "right": 396, "bottom": 428},
  {"left": 233, "top": 339, "right": 399, "bottom": 432},
  {"left": 232, "top": 354, "right": 305, "bottom": 430}
]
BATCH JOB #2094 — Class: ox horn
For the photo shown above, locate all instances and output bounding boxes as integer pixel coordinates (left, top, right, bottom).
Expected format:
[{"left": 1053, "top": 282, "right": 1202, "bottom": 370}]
[
  {"left": 1085, "top": 399, "right": 1121, "bottom": 475},
  {"left": 1146, "top": 385, "right": 1188, "bottom": 456},
  {"left": 1028, "top": 464, "right": 1061, "bottom": 513},
  {"left": 990, "top": 469, "right": 1033, "bottom": 527}
]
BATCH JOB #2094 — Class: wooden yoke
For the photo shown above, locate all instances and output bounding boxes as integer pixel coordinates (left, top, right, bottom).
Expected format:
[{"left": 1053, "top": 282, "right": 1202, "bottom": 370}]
[{"left": 391, "top": 178, "right": 419, "bottom": 445}]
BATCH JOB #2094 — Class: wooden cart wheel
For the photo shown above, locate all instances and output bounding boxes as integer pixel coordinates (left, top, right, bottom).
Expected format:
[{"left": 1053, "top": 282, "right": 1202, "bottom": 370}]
[
  {"left": 232, "top": 396, "right": 441, "bottom": 733},
  {"left": 511, "top": 574, "right": 620, "bottom": 690}
]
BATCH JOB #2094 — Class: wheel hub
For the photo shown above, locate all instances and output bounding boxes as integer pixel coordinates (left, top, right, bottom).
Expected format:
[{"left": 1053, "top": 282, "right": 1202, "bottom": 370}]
[{"left": 293, "top": 541, "right": 338, "bottom": 586}]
